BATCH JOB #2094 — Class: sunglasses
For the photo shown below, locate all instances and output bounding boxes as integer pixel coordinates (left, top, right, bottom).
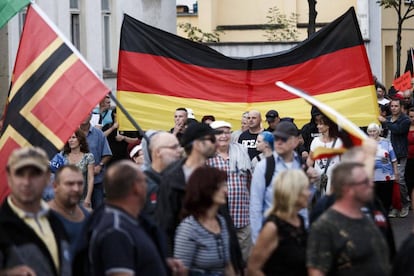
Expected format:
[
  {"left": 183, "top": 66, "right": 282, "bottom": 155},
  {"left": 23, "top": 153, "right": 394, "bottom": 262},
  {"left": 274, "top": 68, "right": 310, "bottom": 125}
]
[
  {"left": 199, "top": 135, "right": 216, "bottom": 143},
  {"left": 274, "top": 136, "right": 288, "bottom": 142}
]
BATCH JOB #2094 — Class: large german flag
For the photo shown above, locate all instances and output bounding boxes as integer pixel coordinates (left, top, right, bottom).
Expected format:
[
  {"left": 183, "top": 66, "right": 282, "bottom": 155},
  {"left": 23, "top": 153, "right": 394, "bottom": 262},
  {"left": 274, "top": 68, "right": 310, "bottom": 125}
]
[
  {"left": 117, "top": 7, "right": 377, "bottom": 131},
  {"left": 0, "top": 3, "right": 109, "bottom": 202}
]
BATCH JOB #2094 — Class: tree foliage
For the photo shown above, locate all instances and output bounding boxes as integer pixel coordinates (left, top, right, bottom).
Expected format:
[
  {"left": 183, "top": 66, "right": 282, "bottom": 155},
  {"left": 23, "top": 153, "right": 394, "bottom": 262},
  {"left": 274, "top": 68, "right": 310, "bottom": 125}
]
[
  {"left": 177, "top": 22, "right": 222, "bottom": 43},
  {"left": 377, "top": 0, "right": 414, "bottom": 77},
  {"left": 264, "top": 6, "right": 298, "bottom": 42}
]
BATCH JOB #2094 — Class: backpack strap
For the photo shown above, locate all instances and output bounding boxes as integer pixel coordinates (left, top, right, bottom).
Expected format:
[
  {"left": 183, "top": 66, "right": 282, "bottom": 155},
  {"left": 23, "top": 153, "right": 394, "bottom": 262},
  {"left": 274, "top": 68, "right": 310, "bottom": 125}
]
[{"left": 265, "top": 155, "right": 276, "bottom": 188}]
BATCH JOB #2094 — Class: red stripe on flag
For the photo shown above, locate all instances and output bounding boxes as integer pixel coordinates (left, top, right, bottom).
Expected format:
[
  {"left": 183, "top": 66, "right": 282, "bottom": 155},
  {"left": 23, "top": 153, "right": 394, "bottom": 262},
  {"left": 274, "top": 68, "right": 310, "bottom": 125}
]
[
  {"left": 118, "top": 45, "right": 371, "bottom": 102},
  {"left": 13, "top": 7, "right": 57, "bottom": 81},
  {"left": 31, "top": 59, "right": 109, "bottom": 140}
]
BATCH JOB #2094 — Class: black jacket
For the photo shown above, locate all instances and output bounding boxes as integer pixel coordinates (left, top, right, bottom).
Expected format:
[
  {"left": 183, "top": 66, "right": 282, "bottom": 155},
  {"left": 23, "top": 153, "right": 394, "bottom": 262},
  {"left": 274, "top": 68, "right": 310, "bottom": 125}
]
[
  {"left": 0, "top": 199, "right": 71, "bottom": 275},
  {"left": 154, "top": 159, "right": 245, "bottom": 274},
  {"left": 386, "top": 113, "right": 410, "bottom": 159}
]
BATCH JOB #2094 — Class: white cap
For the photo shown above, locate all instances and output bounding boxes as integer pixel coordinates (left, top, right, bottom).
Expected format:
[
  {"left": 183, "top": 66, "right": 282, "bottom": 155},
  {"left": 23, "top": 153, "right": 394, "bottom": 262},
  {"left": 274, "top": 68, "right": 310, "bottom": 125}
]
[
  {"left": 186, "top": 108, "right": 195, "bottom": 119},
  {"left": 210, "top": 120, "right": 232, "bottom": 129},
  {"left": 129, "top": 144, "right": 143, "bottom": 158}
]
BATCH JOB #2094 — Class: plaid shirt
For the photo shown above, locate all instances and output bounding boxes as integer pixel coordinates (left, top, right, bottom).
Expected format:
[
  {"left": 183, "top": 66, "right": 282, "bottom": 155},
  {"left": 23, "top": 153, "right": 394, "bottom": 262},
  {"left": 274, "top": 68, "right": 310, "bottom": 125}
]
[{"left": 207, "top": 154, "right": 251, "bottom": 228}]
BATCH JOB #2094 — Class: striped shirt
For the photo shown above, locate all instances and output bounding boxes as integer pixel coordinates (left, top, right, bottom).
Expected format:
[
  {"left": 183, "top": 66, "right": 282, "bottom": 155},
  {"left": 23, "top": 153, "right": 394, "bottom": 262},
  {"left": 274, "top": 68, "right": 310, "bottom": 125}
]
[
  {"left": 174, "top": 215, "right": 230, "bottom": 274},
  {"left": 207, "top": 154, "right": 251, "bottom": 228}
]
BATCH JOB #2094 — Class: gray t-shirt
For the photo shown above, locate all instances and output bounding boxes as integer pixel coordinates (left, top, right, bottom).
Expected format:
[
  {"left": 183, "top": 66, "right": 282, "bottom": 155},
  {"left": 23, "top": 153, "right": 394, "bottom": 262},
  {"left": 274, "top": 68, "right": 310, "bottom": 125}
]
[{"left": 307, "top": 208, "right": 390, "bottom": 276}]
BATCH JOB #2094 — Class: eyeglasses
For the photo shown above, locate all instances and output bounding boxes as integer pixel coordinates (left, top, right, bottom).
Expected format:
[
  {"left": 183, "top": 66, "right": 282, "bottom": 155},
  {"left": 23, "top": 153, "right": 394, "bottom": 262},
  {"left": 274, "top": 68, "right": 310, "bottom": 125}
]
[
  {"left": 159, "top": 144, "right": 181, "bottom": 150},
  {"left": 352, "top": 177, "right": 371, "bottom": 186},
  {"left": 217, "top": 131, "right": 231, "bottom": 136},
  {"left": 199, "top": 136, "right": 216, "bottom": 143},
  {"left": 274, "top": 136, "right": 288, "bottom": 142}
]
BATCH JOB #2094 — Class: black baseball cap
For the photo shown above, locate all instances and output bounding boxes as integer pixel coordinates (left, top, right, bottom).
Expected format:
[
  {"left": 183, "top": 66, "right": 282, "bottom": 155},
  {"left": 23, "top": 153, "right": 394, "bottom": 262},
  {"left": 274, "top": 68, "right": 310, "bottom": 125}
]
[
  {"left": 272, "top": 121, "right": 299, "bottom": 139},
  {"left": 265, "top": 110, "right": 279, "bottom": 122},
  {"left": 181, "top": 122, "right": 220, "bottom": 147}
]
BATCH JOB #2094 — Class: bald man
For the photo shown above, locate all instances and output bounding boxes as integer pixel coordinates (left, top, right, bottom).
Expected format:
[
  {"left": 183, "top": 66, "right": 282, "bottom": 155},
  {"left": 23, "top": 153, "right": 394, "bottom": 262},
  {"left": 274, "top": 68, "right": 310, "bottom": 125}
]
[
  {"left": 238, "top": 110, "right": 264, "bottom": 160},
  {"left": 143, "top": 132, "right": 183, "bottom": 219}
]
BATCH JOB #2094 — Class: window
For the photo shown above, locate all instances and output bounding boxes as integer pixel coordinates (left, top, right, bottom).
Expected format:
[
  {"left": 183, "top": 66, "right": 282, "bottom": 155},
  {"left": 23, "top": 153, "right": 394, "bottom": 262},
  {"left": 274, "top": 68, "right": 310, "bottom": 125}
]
[
  {"left": 18, "top": 8, "right": 27, "bottom": 35},
  {"left": 70, "top": 0, "right": 81, "bottom": 50},
  {"left": 102, "top": 0, "right": 111, "bottom": 70}
]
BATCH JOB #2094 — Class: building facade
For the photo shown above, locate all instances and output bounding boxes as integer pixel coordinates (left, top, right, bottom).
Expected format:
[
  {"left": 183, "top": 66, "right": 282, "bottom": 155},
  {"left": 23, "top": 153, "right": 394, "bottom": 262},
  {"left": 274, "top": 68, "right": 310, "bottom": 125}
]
[
  {"left": 0, "top": 0, "right": 176, "bottom": 114},
  {"left": 1, "top": 0, "right": 414, "bottom": 116},
  {"left": 178, "top": 0, "right": 414, "bottom": 89}
]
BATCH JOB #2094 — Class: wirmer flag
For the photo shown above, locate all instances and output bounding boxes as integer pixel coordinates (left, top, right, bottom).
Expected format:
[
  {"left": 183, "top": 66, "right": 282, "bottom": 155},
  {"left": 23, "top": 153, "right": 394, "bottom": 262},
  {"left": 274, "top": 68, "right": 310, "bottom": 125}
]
[
  {"left": 0, "top": 3, "right": 109, "bottom": 202},
  {"left": 117, "top": 7, "right": 378, "bottom": 131}
]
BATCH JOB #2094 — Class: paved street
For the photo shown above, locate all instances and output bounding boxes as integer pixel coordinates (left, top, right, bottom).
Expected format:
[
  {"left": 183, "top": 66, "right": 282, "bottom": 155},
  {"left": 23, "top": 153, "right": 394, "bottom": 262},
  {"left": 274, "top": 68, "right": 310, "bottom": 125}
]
[{"left": 390, "top": 210, "right": 414, "bottom": 250}]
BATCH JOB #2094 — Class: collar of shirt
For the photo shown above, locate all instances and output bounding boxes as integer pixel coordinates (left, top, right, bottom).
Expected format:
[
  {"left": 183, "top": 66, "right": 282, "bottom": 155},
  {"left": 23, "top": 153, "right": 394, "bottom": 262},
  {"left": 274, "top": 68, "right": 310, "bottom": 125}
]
[
  {"left": 8, "top": 196, "right": 49, "bottom": 220},
  {"left": 274, "top": 151, "right": 302, "bottom": 166}
]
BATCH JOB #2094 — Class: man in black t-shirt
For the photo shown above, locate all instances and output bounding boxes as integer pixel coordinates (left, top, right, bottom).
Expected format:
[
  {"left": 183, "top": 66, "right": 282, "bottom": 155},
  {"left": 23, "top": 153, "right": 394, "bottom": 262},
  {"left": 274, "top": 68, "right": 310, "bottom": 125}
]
[{"left": 238, "top": 110, "right": 263, "bottom": 160}]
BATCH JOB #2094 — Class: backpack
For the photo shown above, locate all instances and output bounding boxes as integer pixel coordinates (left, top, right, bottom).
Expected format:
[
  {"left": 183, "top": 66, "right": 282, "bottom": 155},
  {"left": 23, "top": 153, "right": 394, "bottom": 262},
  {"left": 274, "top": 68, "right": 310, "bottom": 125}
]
[
  {"left": 264, "top": 155, "right": 275, "bottom": 188},
  {"left": 264, "top": 154, "right": 304, "bottom": 188}
]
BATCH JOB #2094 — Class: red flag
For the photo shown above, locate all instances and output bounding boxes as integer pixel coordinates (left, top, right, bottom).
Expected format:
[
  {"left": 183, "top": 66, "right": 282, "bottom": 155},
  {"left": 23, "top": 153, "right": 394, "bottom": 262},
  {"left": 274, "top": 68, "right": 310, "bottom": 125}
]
[
  {"left": 393, "top": 71, "right": 412, "bottom": 91},
  {"left": 0, "top": 3, "right": 109, "bottom": 202}
]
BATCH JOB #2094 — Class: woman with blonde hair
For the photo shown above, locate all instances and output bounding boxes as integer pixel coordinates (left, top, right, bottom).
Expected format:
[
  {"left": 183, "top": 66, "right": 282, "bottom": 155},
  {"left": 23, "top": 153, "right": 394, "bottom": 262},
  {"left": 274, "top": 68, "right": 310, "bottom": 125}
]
[{"left": 247, "top": 169, "right": 310, "bottom": 276}]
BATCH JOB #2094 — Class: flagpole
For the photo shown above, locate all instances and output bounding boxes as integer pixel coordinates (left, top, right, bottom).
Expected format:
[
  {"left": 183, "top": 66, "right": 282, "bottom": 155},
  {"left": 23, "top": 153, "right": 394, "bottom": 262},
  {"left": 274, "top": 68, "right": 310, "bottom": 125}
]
[{"left": 108, "top": 93, "right": 149, "bottom": 143}]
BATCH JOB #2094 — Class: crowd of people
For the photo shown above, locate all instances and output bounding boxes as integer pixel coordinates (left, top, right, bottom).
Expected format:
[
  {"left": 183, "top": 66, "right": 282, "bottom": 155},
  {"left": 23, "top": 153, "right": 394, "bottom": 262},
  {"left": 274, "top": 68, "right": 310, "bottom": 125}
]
[{"left": 0, "top": 86, "right": 414, "bottom": 276}]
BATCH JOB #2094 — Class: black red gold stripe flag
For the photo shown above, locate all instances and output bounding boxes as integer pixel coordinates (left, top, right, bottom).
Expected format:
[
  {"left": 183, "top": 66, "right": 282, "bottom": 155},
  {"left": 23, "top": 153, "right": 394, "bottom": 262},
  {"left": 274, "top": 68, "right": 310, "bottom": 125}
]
[
  {"left": 0, "top": 3, "right": 109, "bottom": 202},
  {"left": 117, "top": 7, "right": 378, "bottom": 132}
]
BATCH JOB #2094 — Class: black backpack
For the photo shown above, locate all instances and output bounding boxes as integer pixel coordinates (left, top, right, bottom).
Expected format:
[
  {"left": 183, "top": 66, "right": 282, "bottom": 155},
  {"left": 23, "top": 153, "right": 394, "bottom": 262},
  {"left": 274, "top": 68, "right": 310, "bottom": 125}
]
[{"left": 264, "top": 155, "right": 275, "bottom": 188}]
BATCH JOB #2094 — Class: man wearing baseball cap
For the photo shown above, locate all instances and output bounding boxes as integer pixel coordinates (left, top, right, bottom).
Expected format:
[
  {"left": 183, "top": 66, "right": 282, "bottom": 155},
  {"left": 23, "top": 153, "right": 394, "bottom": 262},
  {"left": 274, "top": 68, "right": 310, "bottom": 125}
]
[
  {"left": 155, "top": 122, "right": 245, "bottom": 274},
  {"left": 250, "top": 121, "right": 317, "bottom": 242},
  {"left": 156, "top": 122, "right": 219, "bottom": 252},
  {"left": 0, "top": 147, "right": 71, "bottom": 275},
  {"left": 265, "top": 109, "right": 280, "bottom": 132}
]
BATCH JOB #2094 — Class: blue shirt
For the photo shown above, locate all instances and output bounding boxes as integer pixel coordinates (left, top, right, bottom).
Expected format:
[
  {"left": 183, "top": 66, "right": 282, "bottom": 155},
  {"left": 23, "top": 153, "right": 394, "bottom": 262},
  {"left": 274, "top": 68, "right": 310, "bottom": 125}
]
[
  {"left": 250, "top": 151, "right": 302, "bottom": 242},
  {"left": 86, "top": 125, "right": 112, "bottom": 184}
]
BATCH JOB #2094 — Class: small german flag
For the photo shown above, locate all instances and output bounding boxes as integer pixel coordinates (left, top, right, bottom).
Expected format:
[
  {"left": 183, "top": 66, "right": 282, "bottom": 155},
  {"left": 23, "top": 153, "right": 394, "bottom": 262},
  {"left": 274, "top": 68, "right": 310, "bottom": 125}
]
[{"left": 117, "top": 7, "right": 377, "bottom": 132}]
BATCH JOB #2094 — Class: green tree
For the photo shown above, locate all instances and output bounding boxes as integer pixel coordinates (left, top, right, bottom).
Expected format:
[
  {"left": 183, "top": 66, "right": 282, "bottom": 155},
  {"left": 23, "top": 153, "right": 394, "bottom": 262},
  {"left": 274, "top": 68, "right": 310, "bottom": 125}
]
[
  {"left": 264, "top": 6, "right": 298, "bottom": 42},
  {"left": 378, "top": 0, "right": 414, "bottom": 77},
  {"left": 177, "top": 22, "right": 222, "bottom": 43}
]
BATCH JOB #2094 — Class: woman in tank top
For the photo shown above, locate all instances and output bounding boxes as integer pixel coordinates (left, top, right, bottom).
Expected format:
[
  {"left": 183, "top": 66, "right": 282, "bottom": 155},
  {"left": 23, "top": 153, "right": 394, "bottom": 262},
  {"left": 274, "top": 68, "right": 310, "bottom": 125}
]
[{"left": 247, "top": 169, "right": 310, "bottom": 276}]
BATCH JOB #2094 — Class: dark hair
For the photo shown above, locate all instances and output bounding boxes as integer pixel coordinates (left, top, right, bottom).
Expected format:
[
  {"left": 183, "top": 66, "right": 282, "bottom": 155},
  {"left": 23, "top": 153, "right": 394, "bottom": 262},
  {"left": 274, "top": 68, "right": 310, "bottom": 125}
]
[
  {"left": 390, "top": 98, "right": 402, "bottom": 106},
  {"left": 104, "top": 160, "right": 143, "bottom": 200},
  {"left": 55, "top": 164, "right": 82, "bottom": 183},
  {"left": 63, "top": 129, "right": 89, "bottom": 154},
  {"left": 319, "top": 115, "right": 339, "bottom": 138},
  {"left": 201, "top": 115, "right": 215, "bottom": 123},
  {"left": 176, "top": 107, "right": 187, "bottom": 113},
  {"left": 182, "top": 166, "right": 227, "bottom": 219}
]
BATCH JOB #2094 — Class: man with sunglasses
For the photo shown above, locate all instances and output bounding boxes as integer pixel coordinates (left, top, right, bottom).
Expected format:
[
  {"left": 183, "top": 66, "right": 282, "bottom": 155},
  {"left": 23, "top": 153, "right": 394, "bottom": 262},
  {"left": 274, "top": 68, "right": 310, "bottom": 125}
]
[
  {"left": 155, "top": 122, "right": 219, "bottom": 254},
  {"left": 142, "top": 131, "right": 183, "bottom": 221},
  {"left": 307, "top": 162, "right": 390, "bottom": 276},
  {"left": 155, "top": 122, "right": 245, "bottom": 274},
  {"left": 250, "top": 121, "right": 312, "bottom": 242}
]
